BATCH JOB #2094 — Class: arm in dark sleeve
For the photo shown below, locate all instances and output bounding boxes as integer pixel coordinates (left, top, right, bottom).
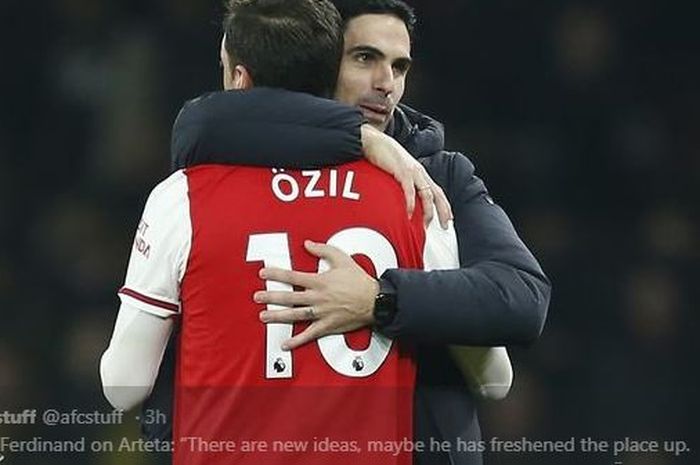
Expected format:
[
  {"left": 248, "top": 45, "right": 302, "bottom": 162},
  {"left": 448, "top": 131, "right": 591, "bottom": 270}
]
[
  {"left": 379, "top": 152, "right": 551, "bottom": 346},
  {"left": 171, "top": 88, "right": 363, "bottom": 170}
]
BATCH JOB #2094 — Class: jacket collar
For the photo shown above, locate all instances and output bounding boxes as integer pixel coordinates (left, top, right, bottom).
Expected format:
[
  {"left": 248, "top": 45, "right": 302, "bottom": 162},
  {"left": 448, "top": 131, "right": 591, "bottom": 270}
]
[{"left": 386, "top": 104, "right": 445, "bottom": 158}]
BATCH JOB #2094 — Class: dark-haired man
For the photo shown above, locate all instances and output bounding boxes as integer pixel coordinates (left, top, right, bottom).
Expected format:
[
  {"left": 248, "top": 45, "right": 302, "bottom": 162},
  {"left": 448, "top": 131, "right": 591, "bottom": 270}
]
[
  {"left": 137, "top": 1, "right": 550, "bottom": 465},
  {"left": 252, "top": 0, "right": 548, "bottom": 370},
  {"left": 178, "top": 2, "right": 549, "bottom": 465},
  {"left": 100, "top": 1, "right": 455, "bottom": 464}
]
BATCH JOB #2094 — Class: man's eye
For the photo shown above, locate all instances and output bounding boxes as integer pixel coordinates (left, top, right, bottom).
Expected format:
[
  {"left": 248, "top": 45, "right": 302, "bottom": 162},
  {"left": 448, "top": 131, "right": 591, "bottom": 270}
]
[{"left": 355, "top": 53, "right": 372, "bottom": 63}]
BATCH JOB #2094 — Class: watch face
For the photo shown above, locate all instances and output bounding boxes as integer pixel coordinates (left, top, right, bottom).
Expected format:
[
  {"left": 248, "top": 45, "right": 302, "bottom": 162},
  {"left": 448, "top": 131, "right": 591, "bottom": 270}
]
[{"left": 374, "top": 292, "right": 398, "bottom": 327}]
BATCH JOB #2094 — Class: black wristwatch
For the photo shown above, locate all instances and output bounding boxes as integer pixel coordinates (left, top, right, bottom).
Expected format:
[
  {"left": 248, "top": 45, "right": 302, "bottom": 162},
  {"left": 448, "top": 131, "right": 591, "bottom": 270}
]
[{"left": 372, "top": 278, "right": 398, "bottom": 329}]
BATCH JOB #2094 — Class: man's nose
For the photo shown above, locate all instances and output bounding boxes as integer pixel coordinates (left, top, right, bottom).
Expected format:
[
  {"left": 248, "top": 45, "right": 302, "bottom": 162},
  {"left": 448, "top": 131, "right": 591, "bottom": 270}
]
[{"left": 372, "top": 63, "right": 395, "bottom": 95}]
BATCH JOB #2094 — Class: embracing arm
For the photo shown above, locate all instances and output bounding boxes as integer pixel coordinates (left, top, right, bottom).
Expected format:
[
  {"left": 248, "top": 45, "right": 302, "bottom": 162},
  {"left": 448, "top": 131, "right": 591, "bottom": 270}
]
[
  {"left": 380, "top": 152, "right": 551, "bottom": 346},
  {"left": 255, "top": 152, "right": 548, "bottom": 347},
  {"left": 171, "top": 88, "right": 363, "bottom": 170},
  {"left": 172, "top": 89, "right": 451, "bottom": 226}
]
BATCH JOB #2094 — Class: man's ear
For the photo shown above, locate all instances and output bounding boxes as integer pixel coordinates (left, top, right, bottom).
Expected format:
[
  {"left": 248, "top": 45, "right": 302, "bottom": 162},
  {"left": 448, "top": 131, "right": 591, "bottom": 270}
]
[{"left": 232, "top": 65, "right": 254, "bottom": 90}]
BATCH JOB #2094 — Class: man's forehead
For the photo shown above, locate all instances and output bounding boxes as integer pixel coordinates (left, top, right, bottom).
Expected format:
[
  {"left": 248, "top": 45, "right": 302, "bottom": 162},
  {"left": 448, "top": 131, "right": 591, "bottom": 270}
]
[{"left": 343, "top": 13, "right": 411, "bottom": 58}]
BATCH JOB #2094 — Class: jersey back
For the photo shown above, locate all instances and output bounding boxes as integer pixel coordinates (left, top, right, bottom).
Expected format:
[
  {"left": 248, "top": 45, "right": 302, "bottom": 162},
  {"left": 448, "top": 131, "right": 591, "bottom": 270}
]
[{"left": 174, "top": 161, "right": 425, "bottom": 465}]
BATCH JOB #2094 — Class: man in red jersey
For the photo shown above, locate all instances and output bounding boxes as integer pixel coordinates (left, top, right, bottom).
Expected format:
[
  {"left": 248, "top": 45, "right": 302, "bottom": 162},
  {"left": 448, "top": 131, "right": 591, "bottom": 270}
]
[{"left": 100, "top": 1, "right": 459, "bottom": 464}]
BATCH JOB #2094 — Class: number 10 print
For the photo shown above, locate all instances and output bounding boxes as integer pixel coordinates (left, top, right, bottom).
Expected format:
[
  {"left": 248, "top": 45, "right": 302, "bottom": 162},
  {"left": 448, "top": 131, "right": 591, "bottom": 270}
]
[{"left": 247, "top": 228, "right": 398, "bottom": 379}]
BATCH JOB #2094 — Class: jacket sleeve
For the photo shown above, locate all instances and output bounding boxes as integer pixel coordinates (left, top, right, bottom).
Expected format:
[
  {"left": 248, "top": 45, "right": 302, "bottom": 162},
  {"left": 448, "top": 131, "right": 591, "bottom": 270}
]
[
  {"left": 171, "top": 88, "right": 363, "bottom": 170},
  {"left": 380, "top": 152, "right": 551, "bottom": 346}
]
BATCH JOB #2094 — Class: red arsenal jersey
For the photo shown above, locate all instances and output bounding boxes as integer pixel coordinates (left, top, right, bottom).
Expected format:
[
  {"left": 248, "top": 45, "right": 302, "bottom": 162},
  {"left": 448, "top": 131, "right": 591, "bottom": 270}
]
[{"left": 119, "top": 161, "right": 427, "bottom": 465}]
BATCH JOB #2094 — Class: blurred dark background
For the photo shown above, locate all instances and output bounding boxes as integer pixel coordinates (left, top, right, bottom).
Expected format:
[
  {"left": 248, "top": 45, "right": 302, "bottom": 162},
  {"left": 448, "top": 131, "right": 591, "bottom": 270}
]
[{"left": 0, "top": 1, "right": 697, "bottom": 464}]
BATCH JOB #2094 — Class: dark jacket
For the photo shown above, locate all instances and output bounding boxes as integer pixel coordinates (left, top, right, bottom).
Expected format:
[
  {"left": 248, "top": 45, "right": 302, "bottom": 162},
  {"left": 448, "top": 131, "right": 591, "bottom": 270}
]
[
  {"left": 142, "top": 88, "right": 551, "bottom": 465},
  {"left": 384, "top": 105, "right": 550, "bottom": 346},
  {"left": 171, "top": 88, "right": 363, "bottom": 169}
]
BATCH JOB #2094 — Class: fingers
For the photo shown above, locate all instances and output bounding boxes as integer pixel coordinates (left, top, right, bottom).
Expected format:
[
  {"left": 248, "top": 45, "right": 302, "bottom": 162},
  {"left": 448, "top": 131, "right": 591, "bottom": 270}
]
[
  {"left": 303, "top": 240, "right": 352, "bottom": 267},
  {"left": 431, "top": 182, "right": 453, "bottom": 229},
  {"left": 418, "top": 183, "right": 435, "bottom": 227},
  {"left": 259, "top": 267, "right": 319, "bottom": 288},
  {"left": 410, "top": 162, "right": 435, "bottom": 226},
  {"left": 400, "top": 176, "right": 416, "bottom": 218},
  {"left": 254, "top": 289, "right": 314, "bottom": 307},
  {"left": 259, "top": 306, "right": 316, "bottom": 324},
  {"left": 397, "top": 159, "right": 417, "bottom": 218},
  {"left": 411, "top": 163, "right": 453, "bottom": 230},
  {"left": 282, "top": 322, "right": 328, "bottom": 351}
]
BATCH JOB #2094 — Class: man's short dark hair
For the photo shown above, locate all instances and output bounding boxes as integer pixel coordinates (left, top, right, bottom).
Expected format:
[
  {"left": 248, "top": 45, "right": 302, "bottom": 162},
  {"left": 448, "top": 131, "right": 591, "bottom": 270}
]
[
  {"left": 223, "top": 0, "right": 343, "bottom": 97},
  {"left": 331, "top": 0, "right": 417, "bottom": 40}
]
